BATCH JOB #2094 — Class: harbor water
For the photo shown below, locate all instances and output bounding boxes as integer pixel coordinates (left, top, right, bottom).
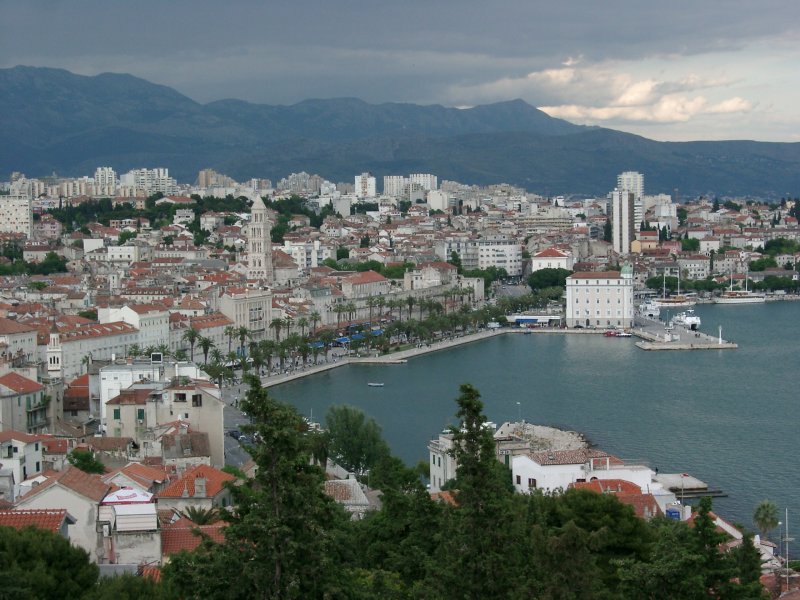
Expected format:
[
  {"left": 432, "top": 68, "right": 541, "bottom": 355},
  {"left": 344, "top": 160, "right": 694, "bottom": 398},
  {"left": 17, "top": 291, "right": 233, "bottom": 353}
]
[{"left": 274, "top": 301, "right": 800, "bottom": 538}]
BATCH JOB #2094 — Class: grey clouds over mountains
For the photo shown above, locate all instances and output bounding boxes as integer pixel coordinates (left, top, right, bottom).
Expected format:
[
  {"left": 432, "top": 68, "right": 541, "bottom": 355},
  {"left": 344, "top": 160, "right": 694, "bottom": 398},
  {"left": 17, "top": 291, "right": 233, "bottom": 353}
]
[{"left": 2, "top": 66, "right": 800, "bottom": 198}]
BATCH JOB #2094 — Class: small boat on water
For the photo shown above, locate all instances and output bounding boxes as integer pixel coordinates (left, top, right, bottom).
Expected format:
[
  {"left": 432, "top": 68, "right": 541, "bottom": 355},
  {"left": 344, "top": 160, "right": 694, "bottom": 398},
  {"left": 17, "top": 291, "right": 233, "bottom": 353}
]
[
  {"left": 604, "top": 330, "right": 632, "bottom": 338},
  {"left": 615, "top": 331, "right": 632, "bottom": 338},
  {"left": 367, "top": 382, "right": 384, "bottom": 387},
  {"left": 673, "top": 309, "right": 701, "bottom": 330}
]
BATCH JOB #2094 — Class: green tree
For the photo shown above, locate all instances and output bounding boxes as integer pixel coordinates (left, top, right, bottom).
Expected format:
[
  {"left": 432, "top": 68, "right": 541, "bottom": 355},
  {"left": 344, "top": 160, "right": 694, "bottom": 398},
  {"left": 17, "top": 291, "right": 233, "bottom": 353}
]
[
  {"left": 325, "top": 405, "right": 390, "bottom": 474},
  {"left": 67, "top": 449, "right": 106, "bottom": 474},
  {"left": 430, "top": 384, "right": 523, "bottom": 598},
  {"left": 677, "top": 206, "right": 688, "bottom": 226},
  {"left": 681, "top": 237, "right": 701, "bottom": 251},
  {"left": 448, "top": 250, "right": 462, "bottom": 272},
  {"left": 752, "top": 499, "right": 779, "bottom": 540},
  {"left": 182, "top": 327, "right": 200, "bottom": 362},
  {"left": 528, "top": 267, "right": 572, "bottom": 291},
  {"left": 0, "top": 525, "right": 99, "bottom": 600},
  {"left": 162, "top": 377, "right": 350, "bottom": 598},
  {"left": 198, "top": 336, "right": 215, "bottom": 365},
  {"left": 183, "top": 506, "right": 221, "bottom": 525},
  {"left": 84, "top": 573, "right": 163, "bottom": 600}
]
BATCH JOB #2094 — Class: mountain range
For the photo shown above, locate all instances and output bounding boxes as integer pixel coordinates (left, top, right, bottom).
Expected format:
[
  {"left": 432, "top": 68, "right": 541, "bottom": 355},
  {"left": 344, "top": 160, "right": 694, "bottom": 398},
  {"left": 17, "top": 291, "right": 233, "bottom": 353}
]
[{"left": 3, "top": 65, "right": 800, "bottom": 198}]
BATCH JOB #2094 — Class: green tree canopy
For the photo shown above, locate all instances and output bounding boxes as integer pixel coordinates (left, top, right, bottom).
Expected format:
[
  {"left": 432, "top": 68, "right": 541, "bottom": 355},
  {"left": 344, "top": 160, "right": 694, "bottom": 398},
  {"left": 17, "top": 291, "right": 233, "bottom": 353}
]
[
  {"left": 325, "top": 405, "right": 390, "bottom": 474},
  {"left": 67, "top": 449, "right": 106, "bottom": 474},
  {"left": 528, "top": 267, "right": 572, "bottom": 291}
]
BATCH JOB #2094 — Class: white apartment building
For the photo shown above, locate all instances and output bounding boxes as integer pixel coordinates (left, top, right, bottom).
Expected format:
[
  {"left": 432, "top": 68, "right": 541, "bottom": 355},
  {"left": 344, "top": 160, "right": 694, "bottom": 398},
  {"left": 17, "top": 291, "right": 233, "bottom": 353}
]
[
  {"left": 565, "top": 266, "right": 634, "bottom": 328},
  {"left": 0, "top": 430, "right": 44, "bottom": 500},
  {"left": 383, "top": 175, "right": 407, "bottom": 198},
  {"left": 94, "top": 167, "right": 118, "bottom": 195},
  {"left": 98, "top": 305, "right": 169, "bottom": 351},
  {"left": 354, "top": 172, "right": 376, "bottom": 198},
  {"left": 46, "top": 322, "right": 140, "bottom": 381},
  {"left": 105, "top": 380, "right": 224, "bottom": 467},
  {"left": 427, "top": 190, "right": 450, "bottom": 212},
  {"left": 409, "top": 173, "right": 438, "bottom": 191},
  {"left": 283, "top": 239, "right": 334, "bottom": 272},
  {"left": 0, "top": 194, "right": 33, "bottom": 237},
  {"left": 611, "top": 189, "right": 635, "bottom": 255},
  {"left": 219, "top": 288, "right": 272, "bottom": 343},
  {"left": 617, "top": 171, "right": 644, "bottom": 230},
  {"left": 119, "top": 168, "right": 178, "bottom": 196},
  {"left": 96, "top": 358, "right": 205, "bottom": 426},
  {"left": 437, "top": 236, "right": 523, "bottom": 277}
]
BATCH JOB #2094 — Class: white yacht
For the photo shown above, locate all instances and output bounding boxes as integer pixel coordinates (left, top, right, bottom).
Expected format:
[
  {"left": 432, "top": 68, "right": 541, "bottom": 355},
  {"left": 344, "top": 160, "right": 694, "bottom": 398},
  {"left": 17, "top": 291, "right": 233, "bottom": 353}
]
[
  {"left": 673, "top": 309, "right": 701, "bottom": 330},
  {"left": 715, "top": 272, "right": 766, "bottom": 304}
]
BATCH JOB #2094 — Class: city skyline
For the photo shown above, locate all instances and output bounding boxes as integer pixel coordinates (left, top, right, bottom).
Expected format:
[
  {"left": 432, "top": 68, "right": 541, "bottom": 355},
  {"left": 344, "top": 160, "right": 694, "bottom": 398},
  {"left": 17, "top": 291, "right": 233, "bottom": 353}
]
[{"left": 2, "top": 1, "right": 800, "bottom": 143}]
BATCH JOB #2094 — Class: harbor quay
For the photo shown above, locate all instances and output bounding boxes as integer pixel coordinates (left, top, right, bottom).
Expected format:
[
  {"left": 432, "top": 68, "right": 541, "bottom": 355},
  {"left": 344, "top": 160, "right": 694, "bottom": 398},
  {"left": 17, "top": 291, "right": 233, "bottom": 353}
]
[{"left": 632, "top": 315, "right": 738, "bottom": 351}]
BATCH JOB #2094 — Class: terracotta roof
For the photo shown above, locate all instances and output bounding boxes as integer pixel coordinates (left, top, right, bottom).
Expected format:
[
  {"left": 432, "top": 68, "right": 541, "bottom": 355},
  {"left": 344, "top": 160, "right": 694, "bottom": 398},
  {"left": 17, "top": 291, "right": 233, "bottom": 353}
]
[
  {"left": 572, "top": 479, "right": 642, "bottom": 494},
  {"left": 161, "top": 517, "right": 226, "bottom": 556},
  {"left": 17, "top": 467, "right": 111, "bottom": 503},
  {"left": 41, "top": 438, "right": 69, "bottom": 455},
  {"left": 104, "top": 462, "right": 169, "bottom": 491},
  {"left": 0, "top": 430, "right": 41, "bottom": 444},
  {"left": 534, "top": 248, "right": 569, "bottom": 258},
  {"left": 0, "top": 372, "right": 43, "bottom": 394},
  {"left": 106, "top": 387, "right": 157, "bottom": 406},
  {"left": 0, "top": 509, "right": 73, "bottom": 533},
  {"left": 0, "top": 317, "right": 38, "bottom": 335},
  {"left": 156, "top": 465, "right": 234, "bottom": 499}
]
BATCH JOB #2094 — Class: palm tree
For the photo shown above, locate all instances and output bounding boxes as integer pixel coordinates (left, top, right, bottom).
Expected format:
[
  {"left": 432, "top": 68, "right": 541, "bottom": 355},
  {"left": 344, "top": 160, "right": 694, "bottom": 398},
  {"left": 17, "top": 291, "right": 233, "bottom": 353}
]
[
  {"left": 224, "top": 325, "right": 236, "bottom": 355},
  {"left": 183, "top": 506, "right": 220, "bottom": 525},
  {"left": 406, "top": 295, "right": 416, "bottom": 322},
  {"left": 284, "top": 316, "right": 294, "bottom": 339},
  {"left": 366, "top": 296, "right": 377, "bottom": 324},
  {"left": 174, "top": 349, "right": 188, "bottom": 361},
  {"left": 753, "top": 500, "right": 779, "bottom": 541},
  {"left": 210, "top": 348, "right": 224, "bottom": 365},
  {"left": 198, "top": 336, "right": 215, "bottom": 365},
  {"left": 345, "top": 301, "right": 357, "bottom": 325},
  {"left": 333, "top": 304, "right": 345, "bottom": 327},
  {"left": 128, "top": 344, "right": 142, "bottom": 358},
  {"left": 270, "top": 317, "right": 284, "bottom": 342},
  {"left": 297, "top": 316, "right": 309, "bottom": 337},
  {"left": 236, "top": 326, "right": 250, "bottom": 359},
  {"left": 309, "top": 311, "right": 321, "bottom": 335},
  {"left": 260, "top": 340, "right": 276, "bottom": 373},
  {"left": 182, "top": 327, "right": 200, "bottom": 362}
]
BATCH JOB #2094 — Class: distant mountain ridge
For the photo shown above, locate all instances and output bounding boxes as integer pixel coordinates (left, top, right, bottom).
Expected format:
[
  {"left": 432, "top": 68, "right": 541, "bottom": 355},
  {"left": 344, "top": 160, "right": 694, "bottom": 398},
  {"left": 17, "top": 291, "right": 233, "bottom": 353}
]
[{"left": 2, "top": 65, "right": 800, "bottom": 197}]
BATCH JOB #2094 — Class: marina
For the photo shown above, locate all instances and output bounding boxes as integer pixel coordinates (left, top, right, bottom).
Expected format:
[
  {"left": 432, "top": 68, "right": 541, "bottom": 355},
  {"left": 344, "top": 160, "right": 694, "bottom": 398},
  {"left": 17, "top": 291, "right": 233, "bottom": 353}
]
[{"left": 272, "top": 301, "right": 800, "bottom": 542}]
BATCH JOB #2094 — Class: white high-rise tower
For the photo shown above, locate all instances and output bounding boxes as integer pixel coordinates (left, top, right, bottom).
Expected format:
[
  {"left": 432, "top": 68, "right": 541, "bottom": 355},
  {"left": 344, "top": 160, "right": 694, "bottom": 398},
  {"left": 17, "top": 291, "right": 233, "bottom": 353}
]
[
  {"left": 611, "top": 188, "right": 635, "bottom": 255},
  {"left": 617, "top": 171, "right": 644, "bottom": 229},
  {"left": 247, "top": 197, "right": 274, "bottom": 284}
]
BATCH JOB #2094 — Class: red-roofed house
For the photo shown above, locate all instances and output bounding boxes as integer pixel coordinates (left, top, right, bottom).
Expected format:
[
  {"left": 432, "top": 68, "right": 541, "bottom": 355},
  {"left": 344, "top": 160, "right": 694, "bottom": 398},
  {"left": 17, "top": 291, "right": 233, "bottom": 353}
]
[
  {"left": 571, "top": 479, "right": 663, "bottom": 520},
  {"left": 161, "top": 516, "right": 226, "bottom": 562},
  {"left": 530, "top": 247, "right": 574, "bottom": 272},
  {"left": 0, "top": 373, "right": 47, "bottom": 434},
  {"left": 63, "top": 373, "right": 90, "bottom": 423},
  {"left": 511, "top": 449, "right": 654, "bottom": 495},
  {"left": 0, "top": 430, "right": 44, "bottom": 500},
  {"left": 14, "top": 466, "right": 112, "bottom": 561},
  {"left": 155, "top": 464, "right": 234, "bottom": 513},
  {"left": 340, "top": 270, "right": 390, "bottom": 298},
  {"left": 0, "top": 508, "right": 75, "bottom": 537}
]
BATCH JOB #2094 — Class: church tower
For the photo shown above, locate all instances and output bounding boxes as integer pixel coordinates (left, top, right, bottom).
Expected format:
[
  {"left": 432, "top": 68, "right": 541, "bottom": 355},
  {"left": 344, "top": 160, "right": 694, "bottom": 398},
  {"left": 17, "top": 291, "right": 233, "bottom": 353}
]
[{"left": 247, "top": 197, "right": 274, "bottom": 285}]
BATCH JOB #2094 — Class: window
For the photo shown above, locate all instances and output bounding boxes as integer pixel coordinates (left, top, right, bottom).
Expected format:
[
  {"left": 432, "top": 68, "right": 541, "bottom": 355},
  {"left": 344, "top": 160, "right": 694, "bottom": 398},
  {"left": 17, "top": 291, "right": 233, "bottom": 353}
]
[
  {"left": 113, "top": 408, "right": 120, "bottom": 420},
  {"left": 528, "top": 478, "right": 537, "bottom": 488},
  {"left": 175, "top": 393, "right": 187, "bottom": 402},
  {"left": 137, "top": 408, "right": 145, "bottom": 420},
  {"left": 516, "top": 475, "right": 521, "bottom": 485},
  {"left": 432, "top": 455, "right": 435, "bottom": 464},
  {"left": 35, "top": 442, "right": 39, "bottom": 451},
  {"left": 35, "top": 461, "right": 40, "bottom": 471},
  {"left": 437, "top": 456, "right": 441, "bottom": 467},
  {"left": 192, "top": 394, "right": 202, "bottom": 407}
]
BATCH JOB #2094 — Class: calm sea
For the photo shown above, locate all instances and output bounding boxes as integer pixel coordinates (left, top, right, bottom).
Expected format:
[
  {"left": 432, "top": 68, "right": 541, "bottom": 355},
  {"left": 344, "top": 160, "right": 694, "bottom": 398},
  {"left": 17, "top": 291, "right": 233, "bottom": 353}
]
[{"left": 274, "top": 301, "right": 800, "bottom": 538}]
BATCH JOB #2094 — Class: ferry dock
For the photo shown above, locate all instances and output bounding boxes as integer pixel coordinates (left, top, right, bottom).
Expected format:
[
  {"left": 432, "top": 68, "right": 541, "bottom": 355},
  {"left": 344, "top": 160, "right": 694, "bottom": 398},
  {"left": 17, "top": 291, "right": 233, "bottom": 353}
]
[{"left": 632, "top": 315, "right": 738, "bottom": 351}]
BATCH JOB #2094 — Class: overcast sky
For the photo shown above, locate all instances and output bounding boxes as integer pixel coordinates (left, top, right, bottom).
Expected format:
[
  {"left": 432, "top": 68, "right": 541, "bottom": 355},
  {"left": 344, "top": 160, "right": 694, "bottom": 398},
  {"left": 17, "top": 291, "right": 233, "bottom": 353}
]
[{"left": 2, "top": 0, "right": 800, "bottom": 142}]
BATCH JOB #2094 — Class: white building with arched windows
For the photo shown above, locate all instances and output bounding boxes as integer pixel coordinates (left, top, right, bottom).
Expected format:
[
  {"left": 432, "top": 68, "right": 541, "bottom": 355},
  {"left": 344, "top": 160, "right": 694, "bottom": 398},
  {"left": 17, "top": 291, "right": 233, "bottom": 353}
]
[{"left": 565, "top": 264, "right": 634, "bottom": 328}]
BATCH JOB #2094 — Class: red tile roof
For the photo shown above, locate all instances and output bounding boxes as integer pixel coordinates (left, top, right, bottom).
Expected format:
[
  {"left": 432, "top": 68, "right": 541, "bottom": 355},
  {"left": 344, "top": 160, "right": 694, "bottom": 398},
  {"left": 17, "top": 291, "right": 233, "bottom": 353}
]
[
  {"left": 156, "top": 465, "right": 234, "bottom": 499},
  {"left": 567, "top": 271, "right": 622, "bottom": 280},
  {"left": 0, "top": 430, "right": 41, "bottom": 444},
  {"left": 161, "top": 517, "right": 226, "bottom": 556},
  {"left": 0, "top": 372, "right": 43, "bottom": 394},
  {"left": 17, "top": 467, "right": 111, "bottom": 503},
  {"left": 0, "top": 509, "right": 72, "bottom": 533}
]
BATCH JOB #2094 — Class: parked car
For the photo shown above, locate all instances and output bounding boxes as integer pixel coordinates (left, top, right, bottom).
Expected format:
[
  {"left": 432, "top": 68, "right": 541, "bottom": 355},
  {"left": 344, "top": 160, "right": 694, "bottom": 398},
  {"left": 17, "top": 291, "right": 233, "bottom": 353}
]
[{"left": 228, "top": 429, "right": 241, "bottom": 440}]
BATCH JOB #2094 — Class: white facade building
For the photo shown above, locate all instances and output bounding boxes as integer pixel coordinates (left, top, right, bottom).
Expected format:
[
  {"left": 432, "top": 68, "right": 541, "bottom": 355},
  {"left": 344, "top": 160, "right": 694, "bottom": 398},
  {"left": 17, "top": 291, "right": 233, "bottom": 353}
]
[
  {"left": 0, "top": 194, "right": 33, "bottom": 237},
  {"left": 383, "top": 175, "right": 407, "bottom": 198},
  {"left": 354, "top": 172, "right": 377, "bottom": 199},
  {"left": 427, "top": 190, "right": 450, "bottom": 212},
  {"left": 529, "top": 248, "right": 574, "bottom": 272},
  {"left": 94, "top": 167, "right": 118, "bottom": 195},
  {"left": 97, "top": 305, "right": 170, "bottom": 352},
  {"left": 611, "top": 189, "right": 635, "bottom": 255},
  {"left": 283, "top": 239, "right": 334, "bottom": 272},
  {"left": 409, "top": 173, "right": 438, "bottom": 191},
  {"left": 565, "top": 266, "right": 634, "bottom": 328},
  {"left": 617, "top": 171, "right": 644, "bottom": 230}
]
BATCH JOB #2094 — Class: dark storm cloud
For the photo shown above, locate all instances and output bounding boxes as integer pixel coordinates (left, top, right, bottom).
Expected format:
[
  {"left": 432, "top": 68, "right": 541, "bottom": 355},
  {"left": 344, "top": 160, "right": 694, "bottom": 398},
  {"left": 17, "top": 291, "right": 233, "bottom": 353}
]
[{"left": 1, "top": 0, "right": 797, "bottom": 104}]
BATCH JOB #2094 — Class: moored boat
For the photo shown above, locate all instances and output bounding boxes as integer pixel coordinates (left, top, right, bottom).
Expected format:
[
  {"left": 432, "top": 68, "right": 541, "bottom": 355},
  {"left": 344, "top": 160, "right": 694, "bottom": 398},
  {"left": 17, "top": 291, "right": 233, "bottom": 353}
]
[
  {"left": 673, "top": 309, "right": 702, "bottom": 330},
  {"left": 367, "top": 382, "right": 384, "bottom": 387}
]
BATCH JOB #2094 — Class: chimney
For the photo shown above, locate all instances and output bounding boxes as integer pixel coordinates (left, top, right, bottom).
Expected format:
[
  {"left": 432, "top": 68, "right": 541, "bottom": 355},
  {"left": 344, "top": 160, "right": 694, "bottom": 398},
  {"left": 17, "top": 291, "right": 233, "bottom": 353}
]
[{"left": 194, "top": 475, "right": 207, "bottom": 497}]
